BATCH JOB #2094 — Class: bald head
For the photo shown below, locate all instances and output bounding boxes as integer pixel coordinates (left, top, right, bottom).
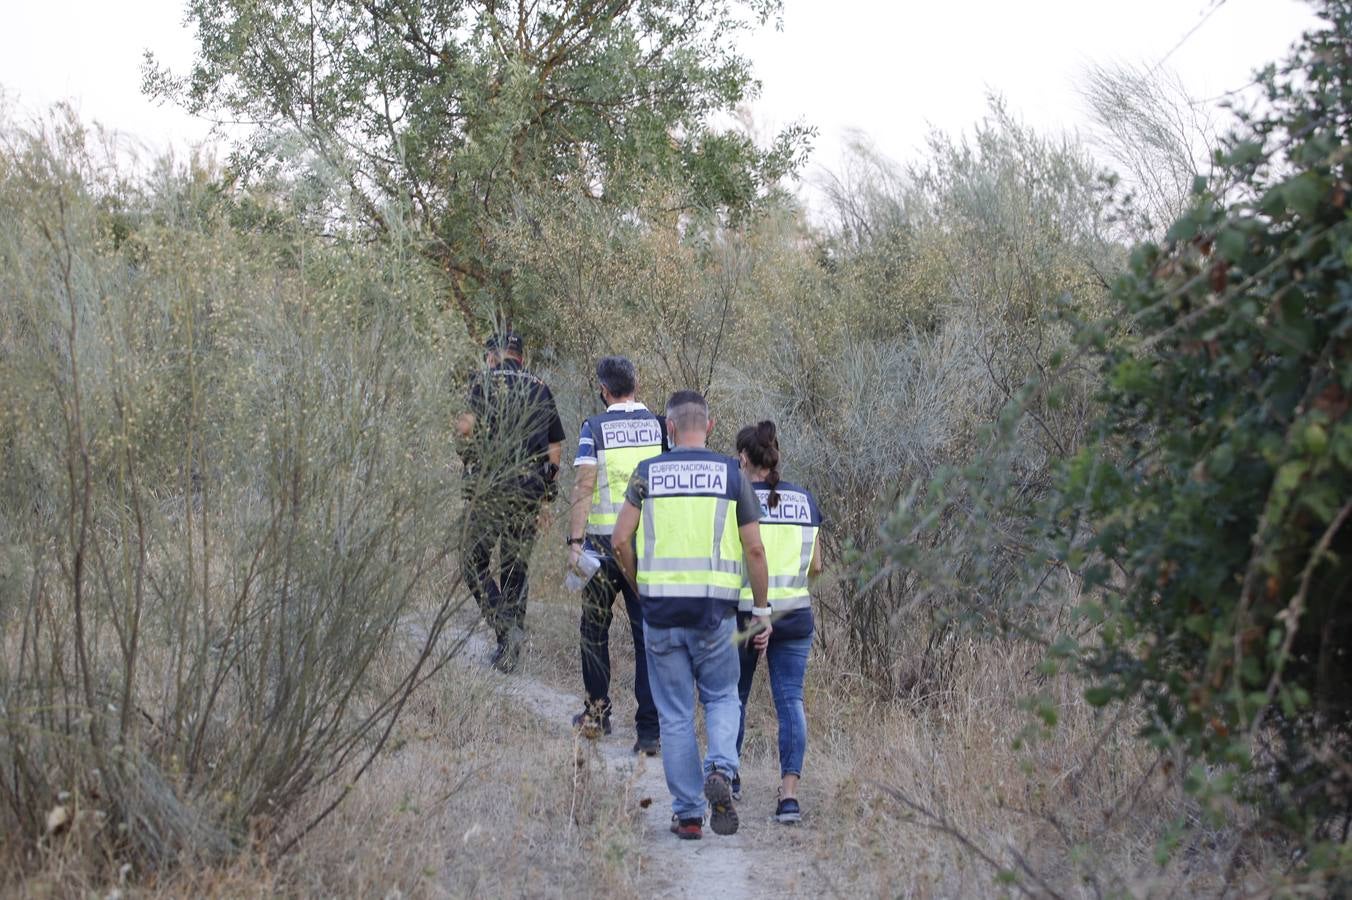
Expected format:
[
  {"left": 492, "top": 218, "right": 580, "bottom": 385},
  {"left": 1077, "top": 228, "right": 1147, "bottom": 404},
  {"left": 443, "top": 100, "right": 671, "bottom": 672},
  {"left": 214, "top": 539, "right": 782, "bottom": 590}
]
[{"left": 666, "top": 390, "right": 711, "bottom": 447}]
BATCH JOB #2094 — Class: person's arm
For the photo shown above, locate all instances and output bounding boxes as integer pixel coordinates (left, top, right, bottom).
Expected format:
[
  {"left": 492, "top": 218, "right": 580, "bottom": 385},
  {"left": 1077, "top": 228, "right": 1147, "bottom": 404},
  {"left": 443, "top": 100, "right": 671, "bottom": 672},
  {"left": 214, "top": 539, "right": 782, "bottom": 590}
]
[
  {"left": 539, "top": 438, "right": 565, "bottom": 531},
  {"left": 612, "top": 500, "right": 641, "bottom": 591},
  {"left": 739, "top": 520, "right": 772, "bottom": 649},
  {"left": 566, "top": 421, "right": 597, "bottom": 565},
  {"left": 542, "top": 416, "right": 564, "bottom": 504},
  {"left": 567, "top": 465, "right": 597, "bottom": 564},
  {"left": 544, "top": 388, "right": 565, "bottom": 469},
  {"left": 809, "top": 537, "right": 824, "bottom": 577},
  {"left": 733, "top": 470, "right": 771, "bottom": 647},
  {"left": 457, "top": 374, "right": 483, "bottom": 447},
  {"left": 613, "top": 468, "right": 650, "bottom": 589}
]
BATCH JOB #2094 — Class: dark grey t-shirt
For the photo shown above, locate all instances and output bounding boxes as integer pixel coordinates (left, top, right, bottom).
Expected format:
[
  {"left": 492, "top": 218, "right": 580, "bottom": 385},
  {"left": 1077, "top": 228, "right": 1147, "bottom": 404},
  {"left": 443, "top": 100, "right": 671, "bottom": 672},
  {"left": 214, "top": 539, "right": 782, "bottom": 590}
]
[{"left": 624, "top": 446, "right": 761, "bottom": 526}]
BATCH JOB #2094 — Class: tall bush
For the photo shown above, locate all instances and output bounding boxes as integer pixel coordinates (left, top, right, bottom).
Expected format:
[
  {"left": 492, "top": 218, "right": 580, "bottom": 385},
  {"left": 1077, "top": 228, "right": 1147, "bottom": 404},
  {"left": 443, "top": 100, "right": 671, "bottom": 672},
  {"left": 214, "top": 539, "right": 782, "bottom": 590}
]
[
  {"left": 793, "top": 108, "right": 1115, "bottom": 693},
  {"left": 865, "top": 3, "right": 1352, "bottom": 887},
  {"left": 1061, "top": 4, "right": 1352, "bottom": 877},
  {"left": 0, "top": 115, "right": 477, "bottom": 874}
]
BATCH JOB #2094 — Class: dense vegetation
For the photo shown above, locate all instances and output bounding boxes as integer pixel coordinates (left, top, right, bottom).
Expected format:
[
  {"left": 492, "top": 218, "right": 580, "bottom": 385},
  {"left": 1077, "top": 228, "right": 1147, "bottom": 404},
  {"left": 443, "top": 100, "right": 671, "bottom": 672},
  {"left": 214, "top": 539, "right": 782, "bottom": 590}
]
[
  {"left": 1, "top": 0, "right": 1348, "bottom": 894},
  {"left": 872, "top": 3, "right": 1352, "bottom": 888}
]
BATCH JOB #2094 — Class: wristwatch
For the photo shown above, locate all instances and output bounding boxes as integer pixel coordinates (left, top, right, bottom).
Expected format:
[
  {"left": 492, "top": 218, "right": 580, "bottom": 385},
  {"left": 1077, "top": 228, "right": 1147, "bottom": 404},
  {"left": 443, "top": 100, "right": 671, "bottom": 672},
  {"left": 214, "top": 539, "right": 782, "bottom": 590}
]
[{"left": 566, "top": 537, "right": 585, "bottom": 547}]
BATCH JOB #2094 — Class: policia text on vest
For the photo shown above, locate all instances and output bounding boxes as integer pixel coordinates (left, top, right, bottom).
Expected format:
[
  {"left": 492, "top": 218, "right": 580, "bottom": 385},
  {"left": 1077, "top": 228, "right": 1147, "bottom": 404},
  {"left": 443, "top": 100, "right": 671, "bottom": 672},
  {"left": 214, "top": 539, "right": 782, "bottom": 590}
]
[{"left": 647, "top": 459, "right": 727, "bottom": 495}]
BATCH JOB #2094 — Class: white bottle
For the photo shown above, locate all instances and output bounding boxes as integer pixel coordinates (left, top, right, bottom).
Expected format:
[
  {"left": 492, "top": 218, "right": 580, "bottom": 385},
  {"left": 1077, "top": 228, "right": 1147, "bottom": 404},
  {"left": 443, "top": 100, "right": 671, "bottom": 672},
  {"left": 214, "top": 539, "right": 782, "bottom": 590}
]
[{"left": 564, "top": 549, "right": 602, "bottom": 592}]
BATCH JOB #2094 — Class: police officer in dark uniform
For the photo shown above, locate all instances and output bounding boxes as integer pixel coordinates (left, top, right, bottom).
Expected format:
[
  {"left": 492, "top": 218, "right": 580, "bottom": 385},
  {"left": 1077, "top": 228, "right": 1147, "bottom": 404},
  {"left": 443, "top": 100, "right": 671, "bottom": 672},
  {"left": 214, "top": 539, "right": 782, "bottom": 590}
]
[{"left": 457, "top": 331, "right": 565, "bottom": 672}]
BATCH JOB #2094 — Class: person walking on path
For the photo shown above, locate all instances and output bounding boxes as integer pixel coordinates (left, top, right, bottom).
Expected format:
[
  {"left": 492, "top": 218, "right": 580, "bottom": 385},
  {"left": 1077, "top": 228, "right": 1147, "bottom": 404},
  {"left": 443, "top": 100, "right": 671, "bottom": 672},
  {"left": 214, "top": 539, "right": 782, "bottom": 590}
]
[
  {"left": 565, "top": 356, "right": 664, "bottom": 754},
  {"left": 731, "top": 421, "right": 824, "bottom": 824},
  {"left": 457, "top": 332, "right": 565, "bottom": 673},
  {"left": 612, "top": 391, "right": 772, "bottom": 840}
]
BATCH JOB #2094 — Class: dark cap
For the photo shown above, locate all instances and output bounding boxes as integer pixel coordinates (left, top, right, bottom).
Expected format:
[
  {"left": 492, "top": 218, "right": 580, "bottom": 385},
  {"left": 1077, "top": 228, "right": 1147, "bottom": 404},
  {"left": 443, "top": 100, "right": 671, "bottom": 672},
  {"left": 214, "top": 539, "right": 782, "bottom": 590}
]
[{"left": 485, "top": 331, "right": 524, "bottom": 354}]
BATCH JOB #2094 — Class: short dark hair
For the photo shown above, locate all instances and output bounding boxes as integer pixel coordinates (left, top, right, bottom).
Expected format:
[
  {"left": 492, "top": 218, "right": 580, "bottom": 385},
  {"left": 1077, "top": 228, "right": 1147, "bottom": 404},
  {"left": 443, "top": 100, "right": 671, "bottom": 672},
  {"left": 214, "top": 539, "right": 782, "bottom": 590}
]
[
  {"left": 596, "top": 356, "right": 637, "bottom": 398},
  {"left": 485, "top": 331, "right": 524, "bottom": 355},
  {"left": 666, "top": 390, "right": 708, "bottom": 432}
]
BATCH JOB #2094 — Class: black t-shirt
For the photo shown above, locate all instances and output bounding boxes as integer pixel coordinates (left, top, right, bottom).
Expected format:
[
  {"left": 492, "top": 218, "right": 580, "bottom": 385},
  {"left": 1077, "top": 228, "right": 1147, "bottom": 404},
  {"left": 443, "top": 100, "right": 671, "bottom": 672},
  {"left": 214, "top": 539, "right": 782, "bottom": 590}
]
[{"left": 465, "top": 360, "right": 565, "bottom": 490}]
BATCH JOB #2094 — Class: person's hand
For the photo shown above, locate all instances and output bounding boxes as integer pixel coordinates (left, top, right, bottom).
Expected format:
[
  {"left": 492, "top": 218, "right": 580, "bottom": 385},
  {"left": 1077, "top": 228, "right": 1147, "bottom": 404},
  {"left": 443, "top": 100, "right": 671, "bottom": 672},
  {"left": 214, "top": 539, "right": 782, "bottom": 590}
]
[
  {"left": 753, "top": 620, "right": 772, "bottom": 651},
  {"left": 747, "top": 614, "right": 772, "bottom": 651},
  {"left": 568, "top": 542, "right": 582, "bottom": 571}
]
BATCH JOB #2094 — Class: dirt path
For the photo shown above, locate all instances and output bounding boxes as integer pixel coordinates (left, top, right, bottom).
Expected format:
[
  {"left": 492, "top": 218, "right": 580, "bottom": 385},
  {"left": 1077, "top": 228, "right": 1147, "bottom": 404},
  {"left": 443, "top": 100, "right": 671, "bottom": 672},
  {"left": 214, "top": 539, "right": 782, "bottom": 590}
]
[{"left": 449, "top": 625, "right": 831, "bottom": 898}]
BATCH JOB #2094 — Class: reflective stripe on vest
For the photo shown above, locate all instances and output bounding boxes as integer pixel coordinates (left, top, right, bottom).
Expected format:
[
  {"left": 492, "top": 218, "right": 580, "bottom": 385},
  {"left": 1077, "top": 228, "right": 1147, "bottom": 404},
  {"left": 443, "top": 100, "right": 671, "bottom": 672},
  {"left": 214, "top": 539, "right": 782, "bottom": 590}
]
[
  {"left": 739, "top": 519, "right": 816, "bottom": 612},
  {"left": 585, "top": 416, "right": 663, "bottom": 536},
  {"left": 637, "top": 494, "right": 744, "bottom": 601}
]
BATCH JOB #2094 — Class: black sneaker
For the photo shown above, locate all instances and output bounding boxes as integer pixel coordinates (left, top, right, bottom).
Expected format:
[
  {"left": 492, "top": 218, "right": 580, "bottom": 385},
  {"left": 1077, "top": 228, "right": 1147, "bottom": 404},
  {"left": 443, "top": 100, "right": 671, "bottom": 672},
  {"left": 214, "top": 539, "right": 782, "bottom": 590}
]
[
  {"left": 731, "top": 772, "right": 742, "bottom": 801},
  {"left": 493, "top": 626, "right": 525, "bottom": 673},
  {"left": 571, "top": 708, "right": 612, "bottom": 738},
  {"left": 633, "top": 735, "right": 660, "bottom": 756},
  {"left": 775, "top": 796, "right": 801, "bottom": 824},
  {"left": 670, "top": 815, "right": 702, "bottom": 840},
  {"left": 704, "top": 771, "right": 738, "bottom": 836}
]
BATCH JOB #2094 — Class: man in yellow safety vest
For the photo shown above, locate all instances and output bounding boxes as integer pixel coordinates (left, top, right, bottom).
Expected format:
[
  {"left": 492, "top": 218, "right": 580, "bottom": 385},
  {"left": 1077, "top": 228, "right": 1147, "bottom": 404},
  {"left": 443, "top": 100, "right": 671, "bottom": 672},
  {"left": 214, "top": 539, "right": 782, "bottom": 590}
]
[
  {"left": 566, "top": 357, "right": 665, "bottom": 753},
  {"left": 612, "top": 390, "right": 771, "bottom": 840}
]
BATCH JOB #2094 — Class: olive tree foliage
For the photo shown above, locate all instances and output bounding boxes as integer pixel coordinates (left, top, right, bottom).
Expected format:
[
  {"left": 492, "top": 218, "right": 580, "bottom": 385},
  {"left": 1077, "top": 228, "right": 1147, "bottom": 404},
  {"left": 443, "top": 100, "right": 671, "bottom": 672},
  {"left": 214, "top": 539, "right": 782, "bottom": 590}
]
[
  {"left": 145, "top": 0, "right": 809, "bottom": 332},
  {"left": 493, "top": 173, "right": 804, "bottom": 410},
  {"left": 0, "top": 112, "right": 487, "bottom": 874}
]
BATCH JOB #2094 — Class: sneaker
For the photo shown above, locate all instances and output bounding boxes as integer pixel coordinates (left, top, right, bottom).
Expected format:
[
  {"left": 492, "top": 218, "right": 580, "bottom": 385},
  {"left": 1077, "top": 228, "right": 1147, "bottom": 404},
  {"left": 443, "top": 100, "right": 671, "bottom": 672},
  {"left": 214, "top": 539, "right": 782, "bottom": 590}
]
[
  {"left": 492, "top": 626, "right": 525, "bottom": 673},
  {"left": 775, "top": 796, "right": 801, "bottom": 824},
  {"left": 704, "top": 771, "right": 739, "bottom": 836},
  {"left": 633, "top": 735, "right": 660, "bottom": 756},
  {"left": 670, "top": 815, "right": 702, "bottom": 840},
  {"left": 731, "top": 773, "right": 742, "bottom": 801},
  {"left": 571, "top": 707, "right": 612, "bottom": 738}
]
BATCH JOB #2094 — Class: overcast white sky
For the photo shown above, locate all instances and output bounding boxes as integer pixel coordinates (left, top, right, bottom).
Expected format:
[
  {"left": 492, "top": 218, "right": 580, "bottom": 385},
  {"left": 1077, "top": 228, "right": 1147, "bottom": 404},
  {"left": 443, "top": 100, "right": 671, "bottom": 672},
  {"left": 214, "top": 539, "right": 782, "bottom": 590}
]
[{"left": 0, "top": 0, "right": 1321, "bottom": 201}]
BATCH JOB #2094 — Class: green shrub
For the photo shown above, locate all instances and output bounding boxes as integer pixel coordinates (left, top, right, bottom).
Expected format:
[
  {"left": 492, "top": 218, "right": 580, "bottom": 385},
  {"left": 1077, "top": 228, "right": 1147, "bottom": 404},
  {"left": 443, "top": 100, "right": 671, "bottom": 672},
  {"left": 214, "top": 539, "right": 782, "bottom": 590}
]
[
  {"left": 1062, "top": 4, "right": 1352, "bottom": 877},
  {"left": 0, "top": 113, "right": 478, "bottom": 875},
  {"left": 864, "top": 4, "right": 1352, "bottom": 887}
]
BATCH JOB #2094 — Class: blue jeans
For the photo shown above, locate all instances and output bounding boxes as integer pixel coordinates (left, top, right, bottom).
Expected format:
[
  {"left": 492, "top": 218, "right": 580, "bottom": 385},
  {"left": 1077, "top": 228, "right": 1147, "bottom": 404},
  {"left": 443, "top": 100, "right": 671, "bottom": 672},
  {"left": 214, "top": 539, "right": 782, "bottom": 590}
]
[
  {"left": 736, "top": 633, "right": 811, "bottom": 778},
  {"left": 643, "top": 614, "right": 741, "bottom": 820}
]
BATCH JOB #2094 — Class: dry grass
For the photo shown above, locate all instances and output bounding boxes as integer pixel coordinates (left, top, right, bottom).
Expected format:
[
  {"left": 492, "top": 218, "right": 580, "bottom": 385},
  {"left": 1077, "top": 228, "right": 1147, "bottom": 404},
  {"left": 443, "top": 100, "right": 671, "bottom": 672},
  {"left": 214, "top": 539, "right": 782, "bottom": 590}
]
[
  {"left": 1, "top": 595, "right": 649, "bottom": 899},
  {"left": 271, "top": 649, "right": 646, "bottom": 899},
  {"left": 481, "top": 555, "right": 1237, "bottom": 896},
  {"left": 4, "top": 548, "right": 1275, "bottom": 899},
  {"left": 736, "top": 633, "right": 1279, "bottom": 898},
  {"left": 35, "top": 688, "right": 636, "bottom": 899}
]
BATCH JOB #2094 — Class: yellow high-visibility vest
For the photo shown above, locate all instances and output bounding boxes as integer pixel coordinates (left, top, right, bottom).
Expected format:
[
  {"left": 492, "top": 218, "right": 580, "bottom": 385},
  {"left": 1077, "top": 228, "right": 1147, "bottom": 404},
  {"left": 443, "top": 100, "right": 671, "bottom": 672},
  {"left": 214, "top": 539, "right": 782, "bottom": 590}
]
[
  {"left": 635, "top": 450, "right": 745, "bottom": 603},
  {"left": 738, "top": 482, "right": 821, "bottom": 613},
  {"left": 584, "top": 407, "right": 665, "bottom": 536}
]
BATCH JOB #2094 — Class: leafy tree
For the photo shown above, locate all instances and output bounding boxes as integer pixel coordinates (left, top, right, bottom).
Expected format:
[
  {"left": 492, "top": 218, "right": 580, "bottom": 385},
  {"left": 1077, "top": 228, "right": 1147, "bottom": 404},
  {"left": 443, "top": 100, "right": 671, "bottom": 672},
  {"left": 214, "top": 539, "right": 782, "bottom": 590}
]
[
  {"left": 1063, "top": 1, "right": 1352, "bottom": 875},
  {"left": 146, "top": 0, "right": 809, "bottom": 331},
  {"left": 858, "top": 4, "right": 1351, "bottom": 885}
]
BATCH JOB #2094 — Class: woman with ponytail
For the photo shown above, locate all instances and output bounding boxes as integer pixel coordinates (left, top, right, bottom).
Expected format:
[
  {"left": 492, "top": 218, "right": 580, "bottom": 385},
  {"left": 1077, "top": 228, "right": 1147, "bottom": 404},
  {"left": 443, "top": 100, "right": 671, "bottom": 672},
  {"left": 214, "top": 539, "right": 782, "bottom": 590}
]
[{"left": 732, "top": 421, "right": 824, "bottom": 824}]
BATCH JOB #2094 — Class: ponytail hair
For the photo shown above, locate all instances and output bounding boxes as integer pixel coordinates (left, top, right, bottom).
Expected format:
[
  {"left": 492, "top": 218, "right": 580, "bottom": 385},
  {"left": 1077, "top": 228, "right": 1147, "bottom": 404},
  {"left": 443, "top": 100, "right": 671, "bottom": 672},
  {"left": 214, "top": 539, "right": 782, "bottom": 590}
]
[{"left": 736, "top": 420, "right": 782, "bottom": 509}]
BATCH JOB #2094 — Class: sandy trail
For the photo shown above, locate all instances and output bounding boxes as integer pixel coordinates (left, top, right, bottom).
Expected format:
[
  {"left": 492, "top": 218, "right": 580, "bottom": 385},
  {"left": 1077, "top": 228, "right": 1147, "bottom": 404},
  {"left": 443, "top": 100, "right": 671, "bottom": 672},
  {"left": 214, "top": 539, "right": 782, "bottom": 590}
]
[{"left": 445, "top": 624, "right": 831, "bottom": 898}]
